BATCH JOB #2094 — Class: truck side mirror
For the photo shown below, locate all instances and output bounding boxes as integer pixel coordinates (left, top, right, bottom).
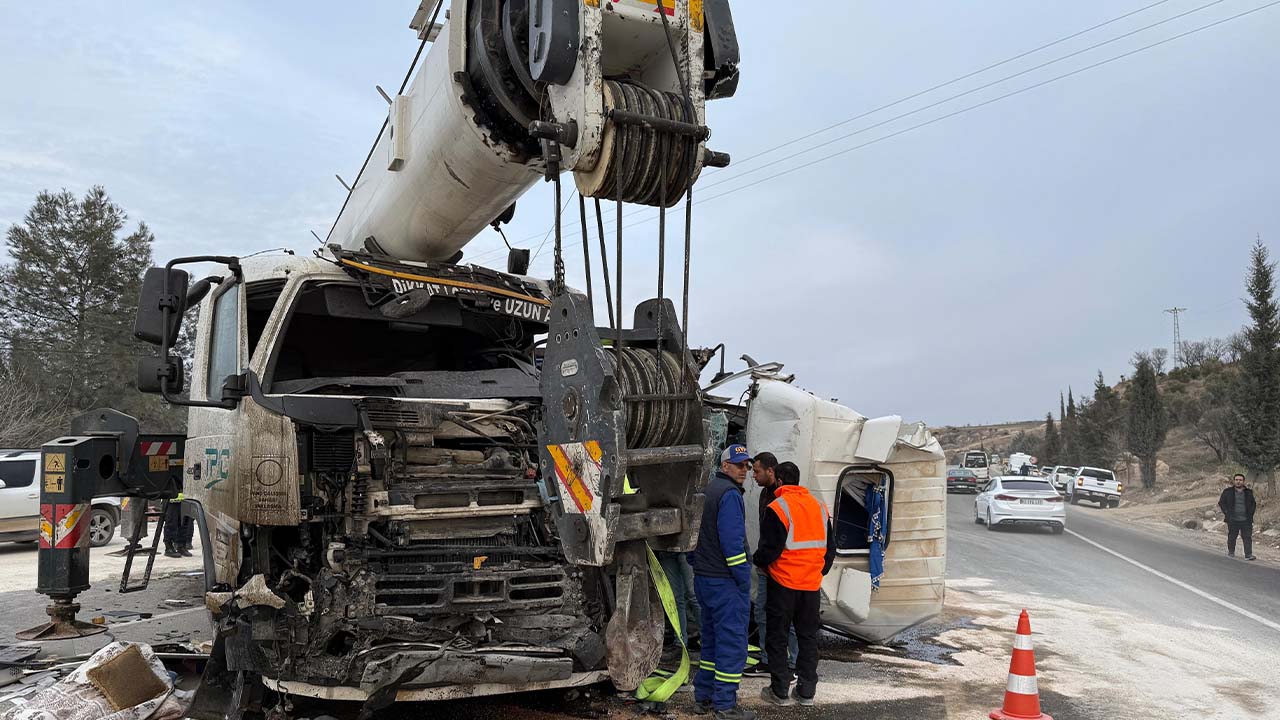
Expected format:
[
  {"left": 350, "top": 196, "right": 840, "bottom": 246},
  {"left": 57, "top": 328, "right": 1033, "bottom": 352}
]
[
  {"left": 138, "top": 355, "right": 184, "bottom": 395},
  {"left": 134, "top": 267, "right": 190, "bottom": 346}
]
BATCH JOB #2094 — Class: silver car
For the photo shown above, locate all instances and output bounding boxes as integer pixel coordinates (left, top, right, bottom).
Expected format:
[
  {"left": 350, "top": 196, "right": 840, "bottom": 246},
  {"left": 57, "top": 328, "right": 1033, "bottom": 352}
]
[{"left": 974, "top": 476, "right": 1066, "bottom": 534}]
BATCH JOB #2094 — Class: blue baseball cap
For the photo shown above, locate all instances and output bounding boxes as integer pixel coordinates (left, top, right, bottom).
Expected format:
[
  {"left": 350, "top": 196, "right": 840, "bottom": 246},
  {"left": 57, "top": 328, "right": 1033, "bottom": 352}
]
[{"left": 721, "top": 444, "right": 750, "bottom": 464}]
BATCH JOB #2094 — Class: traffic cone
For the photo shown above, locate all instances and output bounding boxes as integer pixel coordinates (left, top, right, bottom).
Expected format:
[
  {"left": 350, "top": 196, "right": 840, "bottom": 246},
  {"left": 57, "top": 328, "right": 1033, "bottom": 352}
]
[{"left": 990, "top": 609, "right": 1052, "bottom": 720}]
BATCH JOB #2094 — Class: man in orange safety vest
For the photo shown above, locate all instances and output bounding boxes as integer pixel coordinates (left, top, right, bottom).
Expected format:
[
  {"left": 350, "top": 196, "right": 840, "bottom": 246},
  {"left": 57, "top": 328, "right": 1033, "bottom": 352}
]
[{"left": 752, "top": 461, "right": 835, "bottom": 706}]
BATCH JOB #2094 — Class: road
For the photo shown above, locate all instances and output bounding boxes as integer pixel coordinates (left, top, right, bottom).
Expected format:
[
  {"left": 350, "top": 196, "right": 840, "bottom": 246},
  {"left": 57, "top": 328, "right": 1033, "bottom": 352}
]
[{"left": 0, "top": 496, "right": 1276, "bottom": 718}]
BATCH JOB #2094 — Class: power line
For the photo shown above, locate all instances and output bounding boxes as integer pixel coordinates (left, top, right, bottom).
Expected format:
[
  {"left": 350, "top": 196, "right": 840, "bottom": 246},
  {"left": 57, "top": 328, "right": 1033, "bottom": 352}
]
[
  {"left": 709, "top": 0, "right": 1180, "bottom": 174},
  {"left": 474, "top": 0, "right": 1227, "bottom": 263},
  {"left": 524, "top": 0, "right": 1280, "bottom": 270}
]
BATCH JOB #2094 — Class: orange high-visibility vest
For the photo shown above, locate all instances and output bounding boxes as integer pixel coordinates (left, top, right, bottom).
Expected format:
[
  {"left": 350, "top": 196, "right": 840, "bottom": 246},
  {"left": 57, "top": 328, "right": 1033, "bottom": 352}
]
[{"left": 766, "top": 485, "right": 830, "bottom": 591}]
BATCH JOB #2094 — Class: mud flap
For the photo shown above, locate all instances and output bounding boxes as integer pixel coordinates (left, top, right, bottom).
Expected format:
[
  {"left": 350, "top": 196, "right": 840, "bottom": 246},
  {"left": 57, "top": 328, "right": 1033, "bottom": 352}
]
[
  {"left": 186, "top": 633, "right": 259, "bottom": 720},
  {"left": 604, "top": 540, "right": 663, "bottom": 690}
]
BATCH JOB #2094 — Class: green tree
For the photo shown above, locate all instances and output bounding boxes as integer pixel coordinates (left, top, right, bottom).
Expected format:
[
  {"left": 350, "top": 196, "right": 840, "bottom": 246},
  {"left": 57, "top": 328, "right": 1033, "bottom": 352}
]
[
  {"left": 1042, "top": 412, "right": 1061, "bottom": 466},
  {"left": 1078, "top": 372, "right": 1123, "bottom": 468},
  {"left": 0, "top": 187, "right": 158, "bottom": 439},
  {"left": 1126, "top": 357, "right": 1167, "bottom": 488},
  {"left": 1227, "top": 238, "right": 1280, "bottom": 497},
  {"left": 1063, "top": 388, "right": 1078, "bottom": 461}
]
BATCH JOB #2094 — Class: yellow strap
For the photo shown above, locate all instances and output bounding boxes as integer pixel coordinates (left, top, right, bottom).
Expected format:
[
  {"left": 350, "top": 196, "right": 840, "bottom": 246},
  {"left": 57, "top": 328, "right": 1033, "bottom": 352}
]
[
  {"left": 623, "top": 475, "right": 638, "bottom": 495},
  {"left": 634, "top": 547, "right": 690, "bottom": 704}
]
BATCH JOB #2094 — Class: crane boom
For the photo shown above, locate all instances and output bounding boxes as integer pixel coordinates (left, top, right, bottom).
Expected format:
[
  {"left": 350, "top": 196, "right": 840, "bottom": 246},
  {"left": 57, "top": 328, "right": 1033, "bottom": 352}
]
[{"left": 328, "top": 0, "right": 739, "bottom": 262}]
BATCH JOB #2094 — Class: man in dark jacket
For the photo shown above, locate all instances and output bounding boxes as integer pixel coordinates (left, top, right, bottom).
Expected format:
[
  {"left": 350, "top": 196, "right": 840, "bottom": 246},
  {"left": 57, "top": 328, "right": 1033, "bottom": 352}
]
[
  {"left": 752, "top": 462, "right": 836, "bottom": 706},
  {"left": 691, "top": 444, "right": 756, "bottom": 720},
  {"left": 1219, "top": 474, "right": 1257, "bottom": 560},
  {"left": 747, "top": 452, "right": 795, "bottom": 675}
]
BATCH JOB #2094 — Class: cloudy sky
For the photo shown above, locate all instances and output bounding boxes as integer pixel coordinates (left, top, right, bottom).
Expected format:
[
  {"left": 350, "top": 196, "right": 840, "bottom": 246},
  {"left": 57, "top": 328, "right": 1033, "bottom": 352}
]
[{"left": 2, "top": 1, "right": 1277, "bottom": 426}]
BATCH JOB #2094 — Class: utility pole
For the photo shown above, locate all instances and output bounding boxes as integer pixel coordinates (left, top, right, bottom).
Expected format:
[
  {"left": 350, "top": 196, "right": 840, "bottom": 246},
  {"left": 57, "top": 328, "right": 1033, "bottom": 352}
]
[{"left": 1165, "top": 307, "right": 1187, "bottom": 368}]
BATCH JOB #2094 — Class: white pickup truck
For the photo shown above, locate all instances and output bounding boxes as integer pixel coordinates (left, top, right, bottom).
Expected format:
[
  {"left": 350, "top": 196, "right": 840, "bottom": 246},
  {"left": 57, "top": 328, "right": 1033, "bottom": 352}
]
[
  {"left": 1047, "top": 465, "right": 1079, "bottom": 492},
  {"left": 1066, "top": 466, "right": 1122, "bottom": 508}
]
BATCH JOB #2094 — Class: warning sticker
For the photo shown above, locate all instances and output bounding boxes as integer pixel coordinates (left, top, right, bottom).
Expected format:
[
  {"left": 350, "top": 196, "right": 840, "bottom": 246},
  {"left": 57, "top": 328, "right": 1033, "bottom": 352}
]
[
  {"left": 149, "top": 455, "right": 169, "bottom": 472},
  {"left": 547, "top": 441, "right": 605, "bottom": 514},
  {"left": 44, "top": 453, "right": 66, "bottom": 473},
  {"left": 43, "top": 473, "right": 64, "bottom": 493}
]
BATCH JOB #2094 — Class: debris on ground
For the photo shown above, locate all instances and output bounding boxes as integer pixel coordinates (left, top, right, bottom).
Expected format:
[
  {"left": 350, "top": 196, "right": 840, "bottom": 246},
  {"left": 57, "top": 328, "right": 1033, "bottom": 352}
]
[{"left": 0, "top": 642, "right": 189, "bottom": 720}]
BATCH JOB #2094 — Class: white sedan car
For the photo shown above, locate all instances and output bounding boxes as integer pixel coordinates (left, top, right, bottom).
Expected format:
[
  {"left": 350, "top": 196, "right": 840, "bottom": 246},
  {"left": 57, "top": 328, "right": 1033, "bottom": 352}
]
[{"left": 974, "top": 476, "right": 1066, "bottom": 534}]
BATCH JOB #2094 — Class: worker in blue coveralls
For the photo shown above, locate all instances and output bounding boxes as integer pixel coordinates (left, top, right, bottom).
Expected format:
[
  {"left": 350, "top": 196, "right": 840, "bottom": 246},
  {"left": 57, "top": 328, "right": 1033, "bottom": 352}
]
[{"left": 691, "top": 444, "right": 757, "bottom": 720}]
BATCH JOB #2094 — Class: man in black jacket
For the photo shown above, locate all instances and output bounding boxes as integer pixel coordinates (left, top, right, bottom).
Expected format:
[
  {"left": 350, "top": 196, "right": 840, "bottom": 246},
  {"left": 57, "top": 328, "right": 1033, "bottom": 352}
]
[
  {"left": 1219, "top": 474, "right": 1257, "bottom": 561},
  {"left": 752, "top": 462, "right": 836, "bottom": 706}
]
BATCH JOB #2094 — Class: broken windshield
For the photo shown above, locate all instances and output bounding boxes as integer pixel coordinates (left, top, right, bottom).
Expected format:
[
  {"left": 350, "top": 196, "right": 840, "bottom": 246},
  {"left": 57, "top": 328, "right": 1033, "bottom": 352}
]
[{"left": 264, "top": 281, "right": 539, "bottom": 398}]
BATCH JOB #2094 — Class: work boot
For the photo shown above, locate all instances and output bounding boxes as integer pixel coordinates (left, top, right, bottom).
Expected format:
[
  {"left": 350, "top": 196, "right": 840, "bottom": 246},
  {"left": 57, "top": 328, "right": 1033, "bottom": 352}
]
[
  {"left": 712, "top": 707, "right": 756, "bottom": 720},
  {"left": 178, "top": 543, "right": 193, "bottom": 558},
  {"left": 691, "top": 699, "right": 713, "bottom": 715},
  {"left": 790, "top": 687, "right": 815, "bottom": 706},
  {"left": 760, "top": 686, "right": 793, "bottom": 706},
  {"left": 163, "top": 543, "right": 181, "bottom": 558},
  {"left": 1246, "top": 555, "right": 1257, "bottom": 561}
]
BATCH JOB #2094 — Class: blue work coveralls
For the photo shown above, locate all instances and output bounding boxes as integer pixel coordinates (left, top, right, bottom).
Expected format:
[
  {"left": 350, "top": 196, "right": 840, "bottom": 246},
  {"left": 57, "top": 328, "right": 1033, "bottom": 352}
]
[{"left": 691, "top": 471, "right": 752, "bottom": 710}]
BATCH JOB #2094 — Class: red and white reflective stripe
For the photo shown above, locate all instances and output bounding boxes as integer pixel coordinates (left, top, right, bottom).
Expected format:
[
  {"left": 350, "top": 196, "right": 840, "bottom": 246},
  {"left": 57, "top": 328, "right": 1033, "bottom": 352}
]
[
  {"left": 54, "top": 503, "right": 90, "bottom": 549},
  {"left": 1012, "top": 634, "right": 1034, "bottom": 651},
  {"left": 1006, "top": 672, "right": 1038, "bottom": 695},
  {"left": 38, "top": 504, "right": 54, "bottom": 548},
  {"left": 141, "top": 441, "right": 176, "bottom": 456}
]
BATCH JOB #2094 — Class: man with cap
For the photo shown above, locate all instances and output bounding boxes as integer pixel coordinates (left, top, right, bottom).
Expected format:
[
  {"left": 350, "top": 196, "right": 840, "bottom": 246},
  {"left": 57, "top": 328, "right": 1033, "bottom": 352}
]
[
  {"left": 691, "top": 444, "right": 756, "bottom": 719},
  {"left": 753, "top": 461, "right": 835, "bottom": 706}
]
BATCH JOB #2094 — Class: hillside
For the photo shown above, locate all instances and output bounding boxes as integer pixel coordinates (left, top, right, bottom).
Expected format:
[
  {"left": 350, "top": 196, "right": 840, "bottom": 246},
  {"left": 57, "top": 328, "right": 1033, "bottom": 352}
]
[{"left": 933, "top": 377, "right": 1280, "bottom": 554}]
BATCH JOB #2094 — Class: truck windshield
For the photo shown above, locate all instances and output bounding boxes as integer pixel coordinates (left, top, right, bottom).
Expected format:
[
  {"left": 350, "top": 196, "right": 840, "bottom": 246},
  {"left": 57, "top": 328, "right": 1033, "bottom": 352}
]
[
  {"left": 266, "top": 282, "right": 539, "bottom": 398},
  {"left": 1081, "top": 468, "right": 1115, "bottom": 481}
]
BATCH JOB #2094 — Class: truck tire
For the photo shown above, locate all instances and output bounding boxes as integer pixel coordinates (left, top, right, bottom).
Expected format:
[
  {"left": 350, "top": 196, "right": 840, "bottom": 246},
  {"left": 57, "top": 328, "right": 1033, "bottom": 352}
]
[
  {"left": 1052, "top": 524, "right": 1064, "bottom": 535},
  {"left": 89, "top": 507, "right": 117, "bottom": 548},
  {"left": 1109, "top": 498, "right": 1120, "bottom": 509}
]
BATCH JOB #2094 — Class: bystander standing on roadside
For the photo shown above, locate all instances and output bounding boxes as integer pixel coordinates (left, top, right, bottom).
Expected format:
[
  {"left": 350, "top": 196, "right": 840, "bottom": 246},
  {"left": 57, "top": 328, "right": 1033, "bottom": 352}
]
[{"left": 1219, "top": 474, "right": 1257, "bottom": 561}]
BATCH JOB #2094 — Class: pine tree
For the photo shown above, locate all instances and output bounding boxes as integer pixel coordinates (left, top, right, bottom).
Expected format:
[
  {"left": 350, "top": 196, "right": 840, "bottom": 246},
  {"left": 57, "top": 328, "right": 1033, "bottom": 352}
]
[
  {"left": 1227, "top": 238, "right": 1280, "bottom": 497},
  {"left": 1042, "top": 412, "right": 1061, "bottom": 465},
  {"left": 1126, "top": 357, "right": 1167, "bottom": 488},
  {"left": 0, "top": 187, "right": 153, "bottom": 421},
  {"left": 1063, "top": 388, "right": 1078, "bottom": 461},
  {"left": 1078, "top": 372, "right": 1123, "bottom": 468}
]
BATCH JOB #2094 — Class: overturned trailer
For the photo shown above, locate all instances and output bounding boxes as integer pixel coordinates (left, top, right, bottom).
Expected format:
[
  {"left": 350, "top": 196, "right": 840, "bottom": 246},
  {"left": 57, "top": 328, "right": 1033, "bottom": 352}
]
[{"left": 715, "top": 371, "right": 947, "bottom": 643}]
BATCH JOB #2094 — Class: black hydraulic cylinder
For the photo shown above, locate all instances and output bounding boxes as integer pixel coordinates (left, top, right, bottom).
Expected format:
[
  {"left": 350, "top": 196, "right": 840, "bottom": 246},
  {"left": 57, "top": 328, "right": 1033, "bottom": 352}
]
[{"left": 35, "top": 436, "right": 117, "bottom": 597}]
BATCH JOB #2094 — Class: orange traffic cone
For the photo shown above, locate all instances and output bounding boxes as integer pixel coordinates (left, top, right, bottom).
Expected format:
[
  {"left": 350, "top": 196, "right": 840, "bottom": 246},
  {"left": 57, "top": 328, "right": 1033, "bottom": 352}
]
[{"left": 990, "top": 609, "right": 1052, "bottom": 720}]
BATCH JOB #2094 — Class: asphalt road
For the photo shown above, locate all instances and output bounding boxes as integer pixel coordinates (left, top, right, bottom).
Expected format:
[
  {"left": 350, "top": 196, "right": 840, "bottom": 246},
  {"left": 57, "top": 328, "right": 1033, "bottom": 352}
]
[{"left": 0, "top": 497, "right": 1276, "bottom": 718}]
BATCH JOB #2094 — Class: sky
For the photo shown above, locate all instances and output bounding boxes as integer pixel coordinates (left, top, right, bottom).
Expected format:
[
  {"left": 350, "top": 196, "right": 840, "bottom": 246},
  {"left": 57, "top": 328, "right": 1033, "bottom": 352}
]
[{"left": 1, "top": 1, "right": 1277, "bottom": 426}]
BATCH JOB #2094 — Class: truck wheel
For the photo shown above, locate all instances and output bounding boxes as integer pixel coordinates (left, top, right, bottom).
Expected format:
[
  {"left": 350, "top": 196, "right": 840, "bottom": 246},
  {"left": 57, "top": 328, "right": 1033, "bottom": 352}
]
[
  {"left": 1109, "top": 498, "right": 1120, "bottom": 509},
  {"left": 89, "top": 507, "right": 117, "bottom": 548},
  {"left": 1052, "top": 524, "right": 1064, "bottom": 535}
]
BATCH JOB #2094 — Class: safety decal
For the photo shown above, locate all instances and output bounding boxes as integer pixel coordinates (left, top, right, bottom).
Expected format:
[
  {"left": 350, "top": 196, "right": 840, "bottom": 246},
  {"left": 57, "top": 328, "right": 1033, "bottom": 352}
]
[
  {"left": 52, "top": 503, "right": 90, "bottom": 549},
  {"left": 38, "top": 504, "right": 54, "bottom": 548},
  {"left": 140, "top": 441, "right": 178, "bottom": 456},
  {"left": 547, "top": 441, "right": 604, "bottom": 514}
]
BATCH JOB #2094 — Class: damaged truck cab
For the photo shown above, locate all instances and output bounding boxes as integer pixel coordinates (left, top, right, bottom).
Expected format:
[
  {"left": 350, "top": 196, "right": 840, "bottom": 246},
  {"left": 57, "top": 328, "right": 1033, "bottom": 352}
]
[{"left": 147, "top": 250, "right": 713, "bottom": 709}]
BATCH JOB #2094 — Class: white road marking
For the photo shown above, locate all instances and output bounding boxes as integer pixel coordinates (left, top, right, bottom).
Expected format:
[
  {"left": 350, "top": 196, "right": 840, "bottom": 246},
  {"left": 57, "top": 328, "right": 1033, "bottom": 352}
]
[{"left": 1065, "top": 528, "right": 1280, "bottom": 634}]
